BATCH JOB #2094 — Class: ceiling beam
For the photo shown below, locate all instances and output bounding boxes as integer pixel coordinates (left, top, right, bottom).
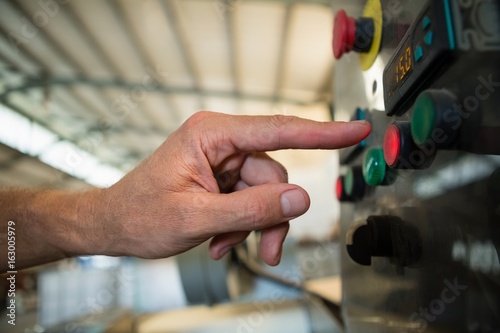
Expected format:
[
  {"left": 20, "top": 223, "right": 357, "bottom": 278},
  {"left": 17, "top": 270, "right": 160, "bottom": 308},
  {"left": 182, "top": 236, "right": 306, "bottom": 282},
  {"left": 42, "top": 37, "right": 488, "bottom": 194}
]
[
  {"left": 0, "top": 25, "right": 48, "bottom": 71},
  {"left": 109, "top": 0, "right": 182, "bottom": 126},
  {"left": 63, "top": 3, "right": 126, "bottom": 78},
  {"left": 0, "top": 75, "right": 327, "bottom": 106},
  {"left": 0, "top": 27, "right": 110, "bottom": 145},
  {"left": 9, "top": 1, "right": 160, "bottom": 134},
  {"left": 5, "top": 2, "right": 118, "bottom": 120},
  {"left": 192, "top": 0, "right": 330, "bottom": 6},
  {"left": 157, "top": 0, "right": 204, "bottom": 110}
]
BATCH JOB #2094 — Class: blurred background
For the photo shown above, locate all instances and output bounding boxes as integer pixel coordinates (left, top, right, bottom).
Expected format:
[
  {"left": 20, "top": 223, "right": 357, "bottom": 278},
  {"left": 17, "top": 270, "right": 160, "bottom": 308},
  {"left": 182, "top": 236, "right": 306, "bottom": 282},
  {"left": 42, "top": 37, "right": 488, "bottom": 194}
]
[{"left": 0, "top": 0, "right": 345, "bottom": 332}]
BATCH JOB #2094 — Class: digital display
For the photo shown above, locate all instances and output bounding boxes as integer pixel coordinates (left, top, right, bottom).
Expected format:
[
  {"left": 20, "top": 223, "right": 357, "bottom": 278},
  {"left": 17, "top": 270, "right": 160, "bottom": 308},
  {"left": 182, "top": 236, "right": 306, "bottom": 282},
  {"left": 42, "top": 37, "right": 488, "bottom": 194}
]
[{"left": 385, "top": 36, "right": 414, "bottom": 100}]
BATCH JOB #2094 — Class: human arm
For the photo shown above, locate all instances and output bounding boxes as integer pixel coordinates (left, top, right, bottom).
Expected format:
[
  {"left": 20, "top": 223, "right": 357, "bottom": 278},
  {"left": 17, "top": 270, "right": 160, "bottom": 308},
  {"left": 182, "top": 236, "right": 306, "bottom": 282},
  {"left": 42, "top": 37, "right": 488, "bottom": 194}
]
[{"left": 0, "top": 111, "right": 370, "bottom": 271}]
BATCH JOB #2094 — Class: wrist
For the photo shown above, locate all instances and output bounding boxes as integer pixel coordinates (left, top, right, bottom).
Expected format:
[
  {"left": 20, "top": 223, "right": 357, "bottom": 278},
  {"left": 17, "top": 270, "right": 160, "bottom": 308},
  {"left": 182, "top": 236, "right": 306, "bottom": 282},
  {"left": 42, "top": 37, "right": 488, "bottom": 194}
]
[
  {"left": 74, "top": 188, "right": 110, "bottom": 256},
  {"left": 29, "top": 188, "right": 108, "bottom": 259}
]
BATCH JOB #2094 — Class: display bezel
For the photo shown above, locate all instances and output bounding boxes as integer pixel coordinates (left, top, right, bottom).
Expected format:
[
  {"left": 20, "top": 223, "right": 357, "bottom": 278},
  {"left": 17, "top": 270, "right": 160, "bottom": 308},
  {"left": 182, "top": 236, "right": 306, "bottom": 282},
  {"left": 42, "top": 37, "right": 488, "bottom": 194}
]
[{"left": 385, "top": 35, "right": 414, "bottom": 101}]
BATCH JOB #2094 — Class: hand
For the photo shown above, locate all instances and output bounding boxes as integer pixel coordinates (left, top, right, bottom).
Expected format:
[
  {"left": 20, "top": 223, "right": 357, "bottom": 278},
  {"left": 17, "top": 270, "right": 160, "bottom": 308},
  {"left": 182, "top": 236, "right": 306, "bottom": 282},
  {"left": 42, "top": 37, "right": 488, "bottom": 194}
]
[{"left": 91, "top": 111, "right": 370, "bottom": 265}]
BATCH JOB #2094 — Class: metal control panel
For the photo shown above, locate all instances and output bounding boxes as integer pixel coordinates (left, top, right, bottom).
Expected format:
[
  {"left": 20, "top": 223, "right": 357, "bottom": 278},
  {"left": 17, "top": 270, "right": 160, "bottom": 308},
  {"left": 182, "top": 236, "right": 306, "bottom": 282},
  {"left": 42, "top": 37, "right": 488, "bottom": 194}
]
[{"left": 333, "top": 0, "right": 500, "bottom": 332}]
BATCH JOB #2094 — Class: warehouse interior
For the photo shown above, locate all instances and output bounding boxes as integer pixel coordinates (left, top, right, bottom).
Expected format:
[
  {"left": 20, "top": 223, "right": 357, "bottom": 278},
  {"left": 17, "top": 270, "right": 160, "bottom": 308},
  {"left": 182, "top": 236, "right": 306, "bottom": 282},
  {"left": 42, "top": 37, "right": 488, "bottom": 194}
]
[
  {"left": 4, "top": 0, "right": 499, "bottom": 332},
  {"left": 0, "top": 0, "right": 345, "bottom": 332}
]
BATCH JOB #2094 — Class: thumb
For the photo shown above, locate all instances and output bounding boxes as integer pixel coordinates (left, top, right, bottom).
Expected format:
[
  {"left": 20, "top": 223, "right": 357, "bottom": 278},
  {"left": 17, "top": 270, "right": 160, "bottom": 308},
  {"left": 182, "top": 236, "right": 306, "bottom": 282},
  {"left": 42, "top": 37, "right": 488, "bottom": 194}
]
[{"left": 204, "top": 184, "right": 310, "bottom": 234}]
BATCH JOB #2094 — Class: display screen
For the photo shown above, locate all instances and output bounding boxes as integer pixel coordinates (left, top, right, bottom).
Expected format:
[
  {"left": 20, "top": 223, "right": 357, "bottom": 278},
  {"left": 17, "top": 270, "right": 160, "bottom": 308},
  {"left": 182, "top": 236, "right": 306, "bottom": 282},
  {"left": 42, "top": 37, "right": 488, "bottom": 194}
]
[{"left": 385, "top": 36, "right": 413, "bottom": 100}]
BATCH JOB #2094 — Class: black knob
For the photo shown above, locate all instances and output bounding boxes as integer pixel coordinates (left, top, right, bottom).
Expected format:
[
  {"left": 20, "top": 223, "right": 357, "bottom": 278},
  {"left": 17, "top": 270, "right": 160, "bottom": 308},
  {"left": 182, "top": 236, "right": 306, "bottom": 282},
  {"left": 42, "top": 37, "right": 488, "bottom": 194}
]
[{"left": 346, "top": 215, "right": 422, "bottom": 267}]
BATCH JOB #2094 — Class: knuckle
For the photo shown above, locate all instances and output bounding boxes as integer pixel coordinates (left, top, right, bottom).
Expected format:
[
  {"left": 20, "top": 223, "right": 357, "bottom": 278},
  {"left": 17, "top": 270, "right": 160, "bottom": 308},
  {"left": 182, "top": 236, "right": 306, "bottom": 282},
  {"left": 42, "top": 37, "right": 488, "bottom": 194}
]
[
  {"left": 268, "top": 114, "right": 294, "bottom": 130},
  {"left": 245, "top": 195, "right": 275, "bottom": 229},
  {"left": 184, "top": 110, "right": 213, "bottom": 127}
]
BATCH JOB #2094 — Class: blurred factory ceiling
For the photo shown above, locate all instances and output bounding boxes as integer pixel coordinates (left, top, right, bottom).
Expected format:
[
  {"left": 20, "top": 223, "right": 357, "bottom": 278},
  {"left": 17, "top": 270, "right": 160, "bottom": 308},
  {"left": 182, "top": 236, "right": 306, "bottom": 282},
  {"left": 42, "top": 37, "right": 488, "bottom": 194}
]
[{"left": 0, "top": 0, "right": 334, "bottom": 188}]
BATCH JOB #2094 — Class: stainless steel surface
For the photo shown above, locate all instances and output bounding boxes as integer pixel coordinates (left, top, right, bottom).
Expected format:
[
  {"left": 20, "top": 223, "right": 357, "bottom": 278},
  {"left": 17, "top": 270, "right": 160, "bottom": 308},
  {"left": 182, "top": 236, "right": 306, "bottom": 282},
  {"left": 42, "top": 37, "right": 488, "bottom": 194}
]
[{"left": 334, "top": 0, "right": 500, "bottom": 332}]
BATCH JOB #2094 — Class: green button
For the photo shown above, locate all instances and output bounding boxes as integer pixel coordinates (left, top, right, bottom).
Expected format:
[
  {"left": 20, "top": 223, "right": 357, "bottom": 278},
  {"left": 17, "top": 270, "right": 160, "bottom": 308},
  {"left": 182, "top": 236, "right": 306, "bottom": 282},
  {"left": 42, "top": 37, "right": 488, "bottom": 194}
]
[
  {"left": 362, "top": 148, "right": 386, "bottom": 186},
  {"left": 344, "top": 168, "right": 354, "bottom": 195},
  {"left": 411, "top": 93, "right": 436, "bottom": 146}
]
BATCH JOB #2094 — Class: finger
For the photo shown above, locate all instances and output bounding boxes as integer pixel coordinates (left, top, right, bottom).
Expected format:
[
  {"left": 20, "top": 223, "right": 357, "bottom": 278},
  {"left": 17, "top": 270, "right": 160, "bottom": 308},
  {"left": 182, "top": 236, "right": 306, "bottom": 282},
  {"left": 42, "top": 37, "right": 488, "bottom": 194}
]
[
  {"left": 208, "top": 231, "right": 250, "bottom": 260},
  {"left": 240, "top": 152, "right": 288, "bottom": 186},
  {"left": 259, "top": 222, "right": 290, "bottom": 266},
  {"left": 196, "top": 112, "right": 371, "bottom": 154},
  {"left": 233, "top": 180, "right": 249, "bottom": 191},
  {"left": 216, "top": 152, "right": 287, "bottom": 192},
  {"left": 198, "top": 183, "right": 310, "bottom": 235},
  {"left": 215, "top": 169, "right": 241, "bottom": 193},
  {"left": 214, "top": 154, "right": 247, "bottom": 192}
]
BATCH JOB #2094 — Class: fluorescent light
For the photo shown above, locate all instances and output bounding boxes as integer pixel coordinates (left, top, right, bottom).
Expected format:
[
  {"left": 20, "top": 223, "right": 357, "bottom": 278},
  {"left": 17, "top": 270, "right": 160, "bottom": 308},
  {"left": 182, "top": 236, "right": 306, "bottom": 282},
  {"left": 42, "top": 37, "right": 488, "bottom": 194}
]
[
  {"left": 0, "top": 103, "right": 125, "bottom": 187},
  {"left": 84, "top": 164, "right": 124, "bottom": 187},
  {"left": 28, "top": 122, "right": 59, "bottom": 155}
]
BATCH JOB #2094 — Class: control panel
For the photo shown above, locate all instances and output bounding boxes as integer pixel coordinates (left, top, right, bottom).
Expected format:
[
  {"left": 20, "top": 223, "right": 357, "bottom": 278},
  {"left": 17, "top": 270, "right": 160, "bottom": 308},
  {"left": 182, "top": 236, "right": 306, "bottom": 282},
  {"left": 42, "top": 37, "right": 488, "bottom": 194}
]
[
  {"left": 333, "top": 0, "right": 500, "bottom": 331},
  {"left": 383, "top": 0, "right": 456, "bottom": 116}
]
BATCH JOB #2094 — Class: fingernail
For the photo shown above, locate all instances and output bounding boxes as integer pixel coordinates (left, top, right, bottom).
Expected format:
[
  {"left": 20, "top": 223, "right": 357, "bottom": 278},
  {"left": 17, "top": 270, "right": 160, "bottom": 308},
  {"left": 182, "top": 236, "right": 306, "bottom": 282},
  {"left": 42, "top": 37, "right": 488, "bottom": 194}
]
[
  {"left": 352, "top": 120, "right": 369, "bottom": 125},
  {"left": 281, "top": 190, "right": 307, "bottom": 218}
]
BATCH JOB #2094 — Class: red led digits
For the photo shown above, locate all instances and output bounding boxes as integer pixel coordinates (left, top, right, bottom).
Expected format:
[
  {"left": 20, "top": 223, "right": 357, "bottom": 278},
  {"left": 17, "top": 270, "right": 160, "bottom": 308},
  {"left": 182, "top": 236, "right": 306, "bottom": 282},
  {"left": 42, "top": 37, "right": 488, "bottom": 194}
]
[{"left": 383, "top": 123, "right": 402, "bottom": 168}]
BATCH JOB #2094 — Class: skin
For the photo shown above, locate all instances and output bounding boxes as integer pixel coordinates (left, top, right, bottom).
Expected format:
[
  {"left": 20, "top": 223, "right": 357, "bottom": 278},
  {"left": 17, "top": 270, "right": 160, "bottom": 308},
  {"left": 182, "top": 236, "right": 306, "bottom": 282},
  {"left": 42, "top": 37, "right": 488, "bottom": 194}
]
[{"left": 0, "top": 111, "right": 370, "bottom": 272}]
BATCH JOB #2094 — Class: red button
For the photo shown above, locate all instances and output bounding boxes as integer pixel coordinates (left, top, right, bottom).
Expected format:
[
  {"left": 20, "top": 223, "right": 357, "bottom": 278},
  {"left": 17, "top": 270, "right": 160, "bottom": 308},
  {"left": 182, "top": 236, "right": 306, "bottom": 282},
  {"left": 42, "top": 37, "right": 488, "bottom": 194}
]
[
  {"left": 336, "top": 176, "right": 344, "bottom": 200},
  {"left": 383, "top": 121, "right": 436, "bottom": 170},
  {"left": 333, "top": 10, "right": 356, "bottom": 59},
  {"left": 384, "top": 123, "right": 401, "bottom": 168}
]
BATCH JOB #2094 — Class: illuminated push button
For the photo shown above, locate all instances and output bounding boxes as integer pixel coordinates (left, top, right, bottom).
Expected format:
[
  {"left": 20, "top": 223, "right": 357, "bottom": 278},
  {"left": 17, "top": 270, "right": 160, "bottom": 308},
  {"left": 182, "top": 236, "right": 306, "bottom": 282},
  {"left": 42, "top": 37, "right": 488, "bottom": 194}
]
[
  {"left": 344, "top": 168, "right": 355, "bottom": 195},
  {"left": 336, "top": 176, "right": 354, "bottom": 202},
  {"left": 411, "top": 90, "right": 460, "bottom": 149},
  {"left": 383, "top": 123, "right": 401, "bottom": 168},
  {"left": 333, "top": 10, "right": 374, "bottom": 59},
  {"left": 383, "top": 121, "right": 435, "bottom": 169},
  {"left": 345, "top": 166, "right": 366, "bottom": 200},
  {"left": 355, "top": 108, "right": 368, "bottom": 148},
  {"left": 355, "top": 107, "right": 366, "bottom": 120},
  {"left": 336, "top": 176, "right": 345, "bottom": 201},
  {"left": 362, "top": 148, "right": 386, "bottom": 186}
]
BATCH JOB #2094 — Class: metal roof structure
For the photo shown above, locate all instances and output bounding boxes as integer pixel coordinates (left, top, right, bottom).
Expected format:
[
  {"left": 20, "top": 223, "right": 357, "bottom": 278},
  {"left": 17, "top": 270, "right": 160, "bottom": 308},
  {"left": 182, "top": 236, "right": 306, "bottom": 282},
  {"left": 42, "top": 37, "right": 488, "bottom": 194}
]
[{"left": 0, "top": 0, "right": 334, "bottom": 188}]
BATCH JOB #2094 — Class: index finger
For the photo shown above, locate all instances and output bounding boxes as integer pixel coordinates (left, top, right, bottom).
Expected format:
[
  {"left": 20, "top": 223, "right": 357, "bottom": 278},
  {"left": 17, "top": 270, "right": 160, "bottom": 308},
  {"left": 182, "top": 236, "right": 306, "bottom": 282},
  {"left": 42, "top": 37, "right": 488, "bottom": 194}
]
[{"left": 216, "top": 114, "right": 371, "bottom": 152}]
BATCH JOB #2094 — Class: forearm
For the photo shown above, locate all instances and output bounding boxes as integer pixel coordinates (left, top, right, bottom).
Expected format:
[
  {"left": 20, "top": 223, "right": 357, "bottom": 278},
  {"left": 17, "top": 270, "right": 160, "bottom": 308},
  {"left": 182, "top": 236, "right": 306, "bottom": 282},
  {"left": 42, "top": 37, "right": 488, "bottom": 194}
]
[{"left": 0, "top": 188, "right": 104, "bottom": 272}]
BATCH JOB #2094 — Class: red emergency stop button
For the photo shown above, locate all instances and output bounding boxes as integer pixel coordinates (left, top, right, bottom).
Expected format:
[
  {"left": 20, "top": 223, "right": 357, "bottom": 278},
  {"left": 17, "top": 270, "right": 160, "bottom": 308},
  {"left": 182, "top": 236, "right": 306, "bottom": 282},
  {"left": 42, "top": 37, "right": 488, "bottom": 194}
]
[
  {"left": 333, "top": 10, "right": 356, "bottom": 59},
  {"left": 333, "top": 10, "right": 375, "bottom": 59}
]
